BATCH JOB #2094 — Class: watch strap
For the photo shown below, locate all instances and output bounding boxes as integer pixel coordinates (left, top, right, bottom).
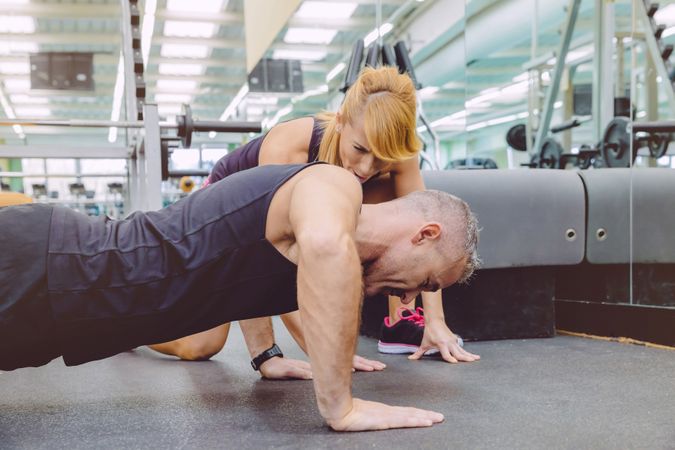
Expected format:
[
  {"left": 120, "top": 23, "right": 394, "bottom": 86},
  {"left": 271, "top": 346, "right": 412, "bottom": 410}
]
[{"left": 250, "top": 344, "right": 283, "bottom": 371}]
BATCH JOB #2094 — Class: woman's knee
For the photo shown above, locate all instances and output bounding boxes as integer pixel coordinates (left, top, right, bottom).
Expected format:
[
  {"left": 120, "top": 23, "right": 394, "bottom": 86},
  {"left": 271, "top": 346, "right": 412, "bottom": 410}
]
[{"left": 177, "top": 325, "right": 230, "bottom": 361}]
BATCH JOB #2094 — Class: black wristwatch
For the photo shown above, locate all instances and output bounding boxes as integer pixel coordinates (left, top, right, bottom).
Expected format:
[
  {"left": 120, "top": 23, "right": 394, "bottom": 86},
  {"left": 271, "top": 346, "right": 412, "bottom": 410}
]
[{"left": 250, "top": 344, "right": 283, "bottom": 371}]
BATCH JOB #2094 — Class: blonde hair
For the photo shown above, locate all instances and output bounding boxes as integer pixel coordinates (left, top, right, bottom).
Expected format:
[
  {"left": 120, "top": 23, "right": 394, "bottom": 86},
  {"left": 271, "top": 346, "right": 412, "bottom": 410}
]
[{"left": 316, "top": 66, "right": 422, "bottom": 166}]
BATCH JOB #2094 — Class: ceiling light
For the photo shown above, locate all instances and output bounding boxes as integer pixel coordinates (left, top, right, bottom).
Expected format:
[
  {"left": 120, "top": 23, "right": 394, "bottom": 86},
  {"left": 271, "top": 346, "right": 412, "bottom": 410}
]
[
  {"left": 284, "top": 28, "right": 337, "bottom": 45},
  {"left": 326, "top": 62, "right": 346, "bottom": 82},
  {"left": 158, "top": 104, "right": 183, "bottom": 115},
  {"left": 160, "top": 44, "right": 209, "bottom": 58},
  {"left": 272, "top": 49, "right": 326, "bottom": 61},
  {"left": 0, "top": 16, "right": 36, "bottom": 33},
  {"left": 655, "top": 4, "right": 675, "bottom": 25},
  {"left": 166, "top": 0, "right": 223, "bottom": 13},
  {"left": 154, "top": 93, "right": 192, "bottom": 103},
  {"left": 2, "top": 78, "right": 30, "bottom": 92},
  {"left": 0, "top": 41, "right": 38, "bottom": 55},
  {"left": 164, "top": 21, "right": 217, "bottom": 38},
  {"left": 141, "top": 0, "right": 157, "bottom": 65},
  {"left": 418, "top": 86, "right": 439, "bottom": 98},
  {"left": 364, "top": 23, "right": 393, "bottom": 47},
  {"left": 246, "top": 96, "right": 278, "bottom": 106},
  {"left": 14, "top": 106, "right": 51, "bottom": 117},
  {"left": 219, "top": 83, "right": 249, "bottom": 121},
  {"left": 0, "top": 61, "right": 30, "bottom": 74},
  {"left": 158, "top": 63, "right": 204, "bottom": 75},
  {"left": 9, "top": 94, "right": 48, "bottom": 104},
  {"left": 295, "top": 2, "right": 357, "bottom": 19},
  {"left": 108, "top": 52, "right": 124, "bottom": 143},
  {"left": 156, "top": 79, "right": 198, "bottom": 91}
]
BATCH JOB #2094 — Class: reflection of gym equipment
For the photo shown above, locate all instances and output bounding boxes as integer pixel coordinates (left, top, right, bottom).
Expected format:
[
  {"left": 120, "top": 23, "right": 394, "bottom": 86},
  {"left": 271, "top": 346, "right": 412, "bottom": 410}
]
[
  {"left": 0, "top": 104, "right": 260, "bottom": 152},
  {"left": 510, "top": 117, "right": 674, "bottom": 169},
  {"left": 32, "top": 183, "right": 47, "bottom": 198},
  {"left": 179, "top": 176, "right": 195, "bottom": 193},
  {"left": 446, "top": 158, "right": 498, "bottom": 170}
]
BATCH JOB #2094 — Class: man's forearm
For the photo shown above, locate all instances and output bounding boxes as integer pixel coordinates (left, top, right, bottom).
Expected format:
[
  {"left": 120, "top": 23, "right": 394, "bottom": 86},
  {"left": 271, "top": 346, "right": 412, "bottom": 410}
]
[
  {"left": 239, "top": 317, "right": 276, "bottom": 358},
  {"left": 297, "top": 234, "right": 361, "bottom": 422}
]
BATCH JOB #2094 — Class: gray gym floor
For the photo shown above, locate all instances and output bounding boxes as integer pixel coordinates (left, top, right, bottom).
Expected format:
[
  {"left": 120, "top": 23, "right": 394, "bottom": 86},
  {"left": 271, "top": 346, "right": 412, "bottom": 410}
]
[{"left": 1, "top": 319, "right": 674, "bottom": 450}]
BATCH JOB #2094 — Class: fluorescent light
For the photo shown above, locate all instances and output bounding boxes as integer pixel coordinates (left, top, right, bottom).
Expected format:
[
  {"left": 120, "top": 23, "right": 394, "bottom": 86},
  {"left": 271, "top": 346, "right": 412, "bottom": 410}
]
[
  {"left": 0, "top": 16, "right": 36, "bottom": 33},
  {"left": 265, "top": 104, "right": 293, "bottom": 128},
  {"left": 512, "top": 72, "right": 529, "bottom": 82},
  {"left": 655, "top": 4, "right": 675, "bottom": 25},
  {"left": 167, "top": 0, "right": 223, "bottom": 13},
  {"left": 0, "top": 61, "right": 30, "bottom": 74},
  {"left": 246, "top": 96, "right": 278, "bottom": 105},
  {"left": 2, "top": 78, "right": 30, "bottom": 92},
  {"left": 141, "top": 0, "right": 157, "bottom": 65},
  {"left": 158, "top": 63, "right": 204, "bottom": 75},
  {"left": 500, "top": 80, "right": 529, "bottom": 95},
  {"left": 418, "top": 86, "right": 439, "bottom": 98},
  {"left": 108, "top": 53, "right": 124, "bottom": 143},
  {"left": 14, "top": 106, "right": 51, "bottom": 117},
  {"left": 292, "top": 84, "right": 328, "bottom": 103},
  {"left": 272, "top": 49, "right": 326, "bottom": 61},
  {"left": 219, "top": 83, "right": 249, "bottom": 121},
  {"left": 158, "top": 104, "right": 183, "bottom": 115},
  {"left": 364, "top": 23, "right": 393, "bottom": 47},
  {"left": 0, "top": 89, "right": 16, "bottom": 118},
  {"left": 164, "top": 21, "right": 217, "bottom": 38},
  {"left": 295, "top": 2, "right": 357, "bottom": 19},
  {"left": 154, "top": 93, "right": 192, "bottom": 103},
  {"left": 466, "top": 89, "right": 502, "bottom": 107},
  {"left": 156, "top": 79, "right": 198, "bottom": 91},
  {"left": 0, "top": 41, "right": 38, "bottom": 54},
  {"left": 160, "top": 44, "right": 209, "bottom": 58},
  {"left": 326, "top": 62, "right": 346, "bottom": 82},
  {"left": 9, "top": 94, "right": 48, "bottom": 104},
  {"left": 246, "top": 106, "right": 264, "bottom": 116},
  {"left": 284, "top": 28, "right": 337, "bottom": 44}
]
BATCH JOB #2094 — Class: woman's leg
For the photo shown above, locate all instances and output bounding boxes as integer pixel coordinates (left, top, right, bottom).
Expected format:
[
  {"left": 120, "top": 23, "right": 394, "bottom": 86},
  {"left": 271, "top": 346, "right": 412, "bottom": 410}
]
[{"left": 149, "top": 323, "right": 231, "bottom": 361}]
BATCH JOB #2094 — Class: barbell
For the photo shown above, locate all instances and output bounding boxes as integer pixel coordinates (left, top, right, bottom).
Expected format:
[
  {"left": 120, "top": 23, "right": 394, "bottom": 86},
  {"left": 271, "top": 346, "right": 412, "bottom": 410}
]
[{"left": 0, "top": 104, "right": 262, "bottom": 149}]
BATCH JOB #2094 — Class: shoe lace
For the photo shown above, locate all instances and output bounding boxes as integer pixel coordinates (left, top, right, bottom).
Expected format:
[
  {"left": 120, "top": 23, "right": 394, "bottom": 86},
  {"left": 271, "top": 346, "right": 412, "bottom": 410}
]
[{"left": 398, "top": 306, "right": 425, "bottom": 327}]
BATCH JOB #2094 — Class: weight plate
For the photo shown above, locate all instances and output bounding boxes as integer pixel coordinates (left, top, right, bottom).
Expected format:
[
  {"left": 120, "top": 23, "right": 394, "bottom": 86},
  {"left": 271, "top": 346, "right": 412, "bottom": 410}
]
[
  {"left": 648, "top": 133, "right": 670, "bottom": 159},
  {"left": 538, "top": 137, "right": 563, "bottom": 169},
  {"left": 601, "top": 116, "right": 633, "bottom": 168},
  {"left": 506, "top": 123, "right": 528, "bottom": 151}
]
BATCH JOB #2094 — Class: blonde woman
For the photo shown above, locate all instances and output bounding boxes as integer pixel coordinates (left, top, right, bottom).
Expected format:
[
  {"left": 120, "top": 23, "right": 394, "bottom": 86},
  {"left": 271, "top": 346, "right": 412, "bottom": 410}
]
[{"left": 150, "top": 67, "right": 479, "bottom": 377}]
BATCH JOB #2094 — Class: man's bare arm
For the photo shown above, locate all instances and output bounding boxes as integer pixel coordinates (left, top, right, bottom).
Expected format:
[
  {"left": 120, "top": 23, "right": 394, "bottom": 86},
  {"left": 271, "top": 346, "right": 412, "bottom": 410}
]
[
  {"left": 290, "top": 167, "right": 443, "bottom": 431},
  {"left": 239, "top": 317, "right": 312, "bottom": 380}
]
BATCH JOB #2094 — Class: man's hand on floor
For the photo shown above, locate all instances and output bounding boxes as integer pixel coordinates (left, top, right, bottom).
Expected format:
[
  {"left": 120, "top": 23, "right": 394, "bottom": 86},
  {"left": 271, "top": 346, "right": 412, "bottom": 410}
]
[
  {"left": 259, "top": 356, "right": 312, "bottom": 380},
  {"left": 409, "top": 319, "right": 480, "bottom": 363},
  {"left": 327, "top": 398, "right": 444, "bottom": 431}
]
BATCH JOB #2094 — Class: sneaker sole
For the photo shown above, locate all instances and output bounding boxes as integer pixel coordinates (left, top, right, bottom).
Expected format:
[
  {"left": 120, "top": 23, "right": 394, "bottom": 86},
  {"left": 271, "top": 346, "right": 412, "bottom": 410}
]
[{"left": 377, "top": 342, "right": 440, "bottom": 355}]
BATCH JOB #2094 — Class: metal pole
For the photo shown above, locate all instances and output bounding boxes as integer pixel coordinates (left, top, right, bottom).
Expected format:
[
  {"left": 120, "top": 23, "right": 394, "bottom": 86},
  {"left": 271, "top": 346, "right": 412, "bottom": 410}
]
[
  {"left": 120, "top": 0, "right": 140, "bottom": 213},
  {"left": 533, "top": 0, "right": 582, "bottom": 158},
  {"left": 592, "top": 0, "right": 615, "bottom": 141},
  {"left": 143, "top": 103, "right": 163, "bottom": 210}
]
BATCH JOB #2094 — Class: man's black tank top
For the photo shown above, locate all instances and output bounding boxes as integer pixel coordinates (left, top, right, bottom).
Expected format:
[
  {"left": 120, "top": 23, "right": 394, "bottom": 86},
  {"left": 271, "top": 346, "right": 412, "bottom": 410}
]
[
  {"left": 47, "top": 163, "right": 320, "bottom": 366},
  {"left": 208, "top": 117, "right": 324, "bottom": 183}
]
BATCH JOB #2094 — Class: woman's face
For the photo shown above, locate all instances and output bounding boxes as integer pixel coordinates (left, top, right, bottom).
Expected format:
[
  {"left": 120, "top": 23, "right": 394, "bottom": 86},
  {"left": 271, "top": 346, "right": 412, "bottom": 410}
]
[{"left": 337, "top": 115, "right": 390, "bottom": 184}]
